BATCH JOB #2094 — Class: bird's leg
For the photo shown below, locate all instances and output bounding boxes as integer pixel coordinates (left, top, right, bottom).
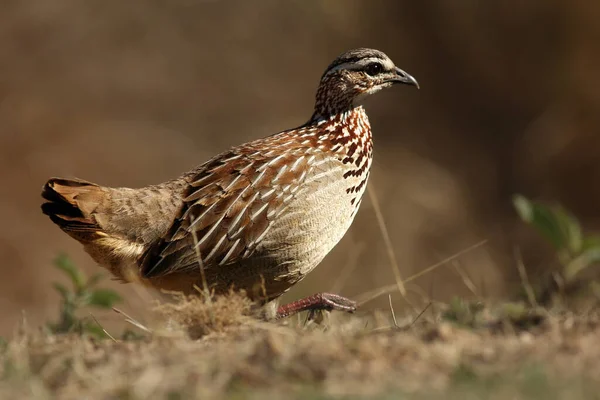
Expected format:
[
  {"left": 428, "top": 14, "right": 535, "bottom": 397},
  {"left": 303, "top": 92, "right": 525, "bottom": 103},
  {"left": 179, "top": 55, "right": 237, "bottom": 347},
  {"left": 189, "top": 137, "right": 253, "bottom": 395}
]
[{"left": 276, "top": 292, "right": 357, "bottom": 319}]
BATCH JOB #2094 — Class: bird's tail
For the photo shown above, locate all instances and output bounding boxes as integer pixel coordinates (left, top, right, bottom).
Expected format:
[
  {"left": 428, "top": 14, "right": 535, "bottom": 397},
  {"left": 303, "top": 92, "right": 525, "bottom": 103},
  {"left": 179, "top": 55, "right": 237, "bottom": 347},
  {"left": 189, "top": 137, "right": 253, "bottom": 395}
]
[
  {"left": 41, "top": 177, "right": 106, "bottom": 241},
  {"left": 41, "top": 176, "right": 193, "bottom": 286},
  {"left": 41, "top": 177, "right": 140, "bottom": 282}
]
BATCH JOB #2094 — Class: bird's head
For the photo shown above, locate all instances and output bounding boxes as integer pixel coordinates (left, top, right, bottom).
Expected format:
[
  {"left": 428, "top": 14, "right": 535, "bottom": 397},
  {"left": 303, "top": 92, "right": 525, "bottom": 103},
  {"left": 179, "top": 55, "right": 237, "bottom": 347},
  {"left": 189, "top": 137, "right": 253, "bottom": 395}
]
[{"left": 313, "top": 48, "right": 418, "bottom": 118}]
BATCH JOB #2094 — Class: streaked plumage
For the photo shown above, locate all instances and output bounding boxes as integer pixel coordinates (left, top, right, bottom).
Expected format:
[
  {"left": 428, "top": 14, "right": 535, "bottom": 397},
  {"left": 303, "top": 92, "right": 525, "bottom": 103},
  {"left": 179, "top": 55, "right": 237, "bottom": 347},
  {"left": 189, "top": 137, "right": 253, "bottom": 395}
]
[{"left": 41, "top": 48, "right": 418, "bottom": 318}]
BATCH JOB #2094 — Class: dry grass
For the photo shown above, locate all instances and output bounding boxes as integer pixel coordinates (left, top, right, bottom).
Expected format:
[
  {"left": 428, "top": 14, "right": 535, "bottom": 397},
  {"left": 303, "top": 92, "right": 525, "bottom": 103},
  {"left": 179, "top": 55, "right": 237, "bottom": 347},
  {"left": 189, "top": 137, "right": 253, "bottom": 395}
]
[
  {"left": 152, "top": 291, "right": 254, "bottom": 339},
  {"left": 2, "top": 294, "right": 600, "bottom": 399}
]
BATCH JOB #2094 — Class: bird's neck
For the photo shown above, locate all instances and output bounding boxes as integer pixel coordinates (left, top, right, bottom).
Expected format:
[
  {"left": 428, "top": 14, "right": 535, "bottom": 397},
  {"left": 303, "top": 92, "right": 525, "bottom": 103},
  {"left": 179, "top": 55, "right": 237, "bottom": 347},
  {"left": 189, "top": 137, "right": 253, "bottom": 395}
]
[
  {"left": 311, "top": 74, "right": 361, "bottom": 119},
  {"left": 309, "top": 103, "right": 359, "bottom": 125},
  {"left": 312, "top": 105, "right": 370, "bottom": 129},
  {"left": 309, "top": 106, "right": 372, "bottom": 155}
]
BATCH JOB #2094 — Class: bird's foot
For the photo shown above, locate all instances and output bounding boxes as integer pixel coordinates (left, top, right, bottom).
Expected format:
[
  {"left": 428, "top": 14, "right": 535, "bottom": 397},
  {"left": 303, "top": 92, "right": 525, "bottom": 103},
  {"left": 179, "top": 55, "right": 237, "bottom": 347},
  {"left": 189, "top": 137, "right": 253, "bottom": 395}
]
[{"left": 276, "top": 292, "right": 357, "bottom": 319}]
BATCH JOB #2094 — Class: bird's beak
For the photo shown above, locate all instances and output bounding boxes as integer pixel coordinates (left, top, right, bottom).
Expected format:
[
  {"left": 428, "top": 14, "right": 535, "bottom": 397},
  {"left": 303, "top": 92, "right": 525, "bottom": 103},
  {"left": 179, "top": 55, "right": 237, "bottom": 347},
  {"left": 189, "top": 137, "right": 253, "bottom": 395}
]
[{"left": 391, "top": 67, "right": 419, "bottom": 89}]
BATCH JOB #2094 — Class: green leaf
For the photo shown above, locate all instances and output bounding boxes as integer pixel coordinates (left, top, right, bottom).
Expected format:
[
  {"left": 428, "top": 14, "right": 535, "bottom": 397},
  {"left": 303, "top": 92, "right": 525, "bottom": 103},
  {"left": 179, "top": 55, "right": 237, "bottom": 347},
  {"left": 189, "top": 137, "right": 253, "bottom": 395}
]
[
  {"left": 52, "top": 282, "right": 70, "bottom": 301},
  {"left": 442, "top": 297, "right": 483, "bottom": 327},
  {"left": 582, "top": 235, "right": 600, "bottom": 252},
  {"left": 512, "top": 195, "right": 582, "bottom": 256},
  {"left": 564, "top": 248, "right": 600, "bottom": 282},
  {"left": 54, "top": 253, "right": 86, "bottom": 291},
  {"left": 551, "top": 206, "right": 582, "bottom": 255},
  {"left": 513, "top": 195, "right": 563, "bottom": 249},
  {"left": 88, "top": 289, "right": 122, "bottom": 309}
]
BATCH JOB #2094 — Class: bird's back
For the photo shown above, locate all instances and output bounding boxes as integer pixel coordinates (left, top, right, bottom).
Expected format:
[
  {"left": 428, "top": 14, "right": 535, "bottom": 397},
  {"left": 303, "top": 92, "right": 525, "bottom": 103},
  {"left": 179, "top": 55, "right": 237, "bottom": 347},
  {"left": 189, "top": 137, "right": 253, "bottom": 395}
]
[{"left": 137, "top": 106, "right": 372, "bottom": 300}]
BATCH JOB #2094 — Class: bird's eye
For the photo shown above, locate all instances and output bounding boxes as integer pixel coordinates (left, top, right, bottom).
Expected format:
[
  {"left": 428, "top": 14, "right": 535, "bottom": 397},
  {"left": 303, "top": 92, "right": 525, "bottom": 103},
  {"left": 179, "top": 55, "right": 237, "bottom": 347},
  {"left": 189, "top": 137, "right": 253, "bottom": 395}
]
[{"left": 365, "top": 63, "right": 383, "bottom": 76}]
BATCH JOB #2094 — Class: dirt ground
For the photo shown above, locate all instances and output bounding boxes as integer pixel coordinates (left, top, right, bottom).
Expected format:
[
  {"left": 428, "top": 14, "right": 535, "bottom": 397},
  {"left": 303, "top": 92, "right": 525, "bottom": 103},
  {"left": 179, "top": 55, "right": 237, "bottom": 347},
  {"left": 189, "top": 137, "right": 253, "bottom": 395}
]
[{"left": 1, "top": 294, "right": 599, "bottom": 399}]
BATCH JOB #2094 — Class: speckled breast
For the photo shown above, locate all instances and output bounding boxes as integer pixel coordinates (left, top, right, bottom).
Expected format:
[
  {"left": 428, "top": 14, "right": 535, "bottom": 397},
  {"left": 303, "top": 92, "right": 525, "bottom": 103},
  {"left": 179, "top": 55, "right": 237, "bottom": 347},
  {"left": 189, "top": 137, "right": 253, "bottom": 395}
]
[{"left": 256, "top": 106, "right": 373, "bottom": 291}]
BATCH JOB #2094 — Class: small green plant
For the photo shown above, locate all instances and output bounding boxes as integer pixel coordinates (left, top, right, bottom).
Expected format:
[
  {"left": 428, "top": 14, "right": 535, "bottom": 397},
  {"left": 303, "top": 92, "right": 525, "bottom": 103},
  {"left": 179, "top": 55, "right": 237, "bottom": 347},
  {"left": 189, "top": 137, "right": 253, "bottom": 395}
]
[
  {"left": 48, "top": 253, "right": 122, "bottom": 337},
  {"left": 442, "top": 297, "right": 546, "bottom": 332},
  {"left": 441, "top": 297, "right": 485, "bottom": 328},
  {"left": 513, "top": 195, "right": 600, "bottom": 301}
]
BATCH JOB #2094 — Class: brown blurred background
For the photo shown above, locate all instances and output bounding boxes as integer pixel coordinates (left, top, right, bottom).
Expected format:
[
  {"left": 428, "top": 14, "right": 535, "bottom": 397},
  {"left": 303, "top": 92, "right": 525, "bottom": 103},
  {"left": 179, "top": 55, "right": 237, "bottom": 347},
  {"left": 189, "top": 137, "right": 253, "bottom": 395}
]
[{"left": 1, "top": 0, "right": 599, "bottom": 334}]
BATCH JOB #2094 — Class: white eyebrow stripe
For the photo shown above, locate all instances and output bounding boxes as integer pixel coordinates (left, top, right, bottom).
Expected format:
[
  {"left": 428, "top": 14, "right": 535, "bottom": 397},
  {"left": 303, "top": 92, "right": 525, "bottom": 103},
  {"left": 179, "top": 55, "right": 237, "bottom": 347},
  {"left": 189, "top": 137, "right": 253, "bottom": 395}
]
[
  {"left": 377, "top": 57, "right": 395, "bottom": 71},
  {"left": 327, "top": 57, "right": 393, "bottom": 74}
]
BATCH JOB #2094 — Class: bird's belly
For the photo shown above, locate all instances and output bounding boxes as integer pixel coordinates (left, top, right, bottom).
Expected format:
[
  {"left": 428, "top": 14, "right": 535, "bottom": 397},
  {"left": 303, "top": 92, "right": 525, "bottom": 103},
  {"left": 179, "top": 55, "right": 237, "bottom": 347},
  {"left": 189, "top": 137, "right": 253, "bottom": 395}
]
[{"left": 261, "top": 162, "right": 368, "bottom": 279}]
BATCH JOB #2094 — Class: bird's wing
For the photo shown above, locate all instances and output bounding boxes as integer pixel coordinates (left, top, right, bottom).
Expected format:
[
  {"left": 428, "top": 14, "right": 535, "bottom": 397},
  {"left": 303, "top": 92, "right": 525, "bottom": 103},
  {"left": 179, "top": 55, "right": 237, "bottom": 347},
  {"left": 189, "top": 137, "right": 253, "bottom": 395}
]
[{"left": 140, "top": 137, "right": 316, "bottom": 279}]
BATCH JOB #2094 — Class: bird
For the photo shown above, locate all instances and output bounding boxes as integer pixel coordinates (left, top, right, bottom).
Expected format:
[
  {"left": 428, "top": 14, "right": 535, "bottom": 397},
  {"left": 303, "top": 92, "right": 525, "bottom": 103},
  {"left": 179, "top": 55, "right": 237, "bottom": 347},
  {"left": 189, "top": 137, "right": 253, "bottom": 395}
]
[{"left": 41, "top": 48, "right": 418, "bottom": 319}]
